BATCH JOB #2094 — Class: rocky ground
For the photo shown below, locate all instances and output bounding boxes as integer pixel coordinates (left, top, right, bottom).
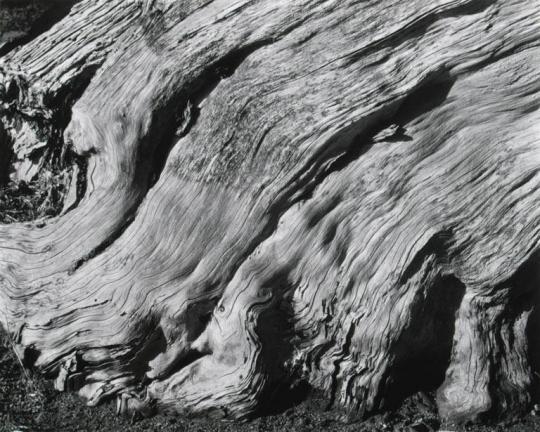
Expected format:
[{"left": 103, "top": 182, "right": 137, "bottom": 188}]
[
  {"left": 0, "top": 0, "right": 75, "bottom": 55},
  {"left": 1, "top": 338, "right": 539, "bottom": 432}
]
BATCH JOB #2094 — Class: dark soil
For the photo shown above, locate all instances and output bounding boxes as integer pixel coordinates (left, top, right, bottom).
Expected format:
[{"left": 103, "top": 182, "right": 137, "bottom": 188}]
[
  {"left": 0, "top": 175, "right": 70, "bottom": 224},
  {"left": 1, "top": 341, "right": 539, "bottom": 432}
]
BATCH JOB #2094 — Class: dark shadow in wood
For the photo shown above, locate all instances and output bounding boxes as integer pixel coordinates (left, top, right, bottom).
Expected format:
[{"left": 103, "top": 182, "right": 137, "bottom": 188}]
[{"left": 383, "top": 274, "right": 466, "bottom": 410}]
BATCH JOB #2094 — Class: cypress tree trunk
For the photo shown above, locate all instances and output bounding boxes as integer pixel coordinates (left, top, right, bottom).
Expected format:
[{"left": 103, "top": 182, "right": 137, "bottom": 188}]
[{"left": 0, "top": 0, "right": 538, "bottom": 424}]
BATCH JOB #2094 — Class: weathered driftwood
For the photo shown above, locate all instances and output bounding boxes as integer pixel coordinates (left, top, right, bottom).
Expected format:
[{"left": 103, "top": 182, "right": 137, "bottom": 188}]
[{"left": 0, "top": 0, "right": 539, "bottom": 424}]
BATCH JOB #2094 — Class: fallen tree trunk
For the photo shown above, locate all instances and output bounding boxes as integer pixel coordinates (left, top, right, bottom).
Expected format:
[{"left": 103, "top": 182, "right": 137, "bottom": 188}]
[{"left": 0, "top": 0, "right": 539, "bottom": 424}]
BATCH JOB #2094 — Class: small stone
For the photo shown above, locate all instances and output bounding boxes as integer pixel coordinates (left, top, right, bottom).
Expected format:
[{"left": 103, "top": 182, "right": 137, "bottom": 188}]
[
  {"left": 409, "top": 425, "right": 427, "bottom": 432},
  {"left": 299, "top": 416, "right": 310, "bottom": 426}
]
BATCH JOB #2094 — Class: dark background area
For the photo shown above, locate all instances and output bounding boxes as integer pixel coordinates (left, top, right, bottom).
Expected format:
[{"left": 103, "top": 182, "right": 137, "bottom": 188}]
[{"left": 1, "top": 336, "right": 538, "bottom": 432}]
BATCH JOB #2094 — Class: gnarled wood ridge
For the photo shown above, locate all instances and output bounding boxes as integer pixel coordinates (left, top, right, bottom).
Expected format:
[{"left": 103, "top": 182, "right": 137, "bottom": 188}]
[{"left": 0, "top": 0, "right": 539, "bottom": 424}]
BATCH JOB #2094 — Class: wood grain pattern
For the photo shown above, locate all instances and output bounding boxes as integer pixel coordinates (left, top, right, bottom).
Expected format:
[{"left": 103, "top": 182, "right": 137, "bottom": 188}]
[{"left": 0, "top": 0, "right": 539, "bottom": 423}]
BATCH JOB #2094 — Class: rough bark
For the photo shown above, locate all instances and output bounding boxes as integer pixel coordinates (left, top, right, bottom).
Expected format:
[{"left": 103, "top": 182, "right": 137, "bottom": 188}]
[{"left": 0, "top": 0, "right": 539, "bottom": 424}]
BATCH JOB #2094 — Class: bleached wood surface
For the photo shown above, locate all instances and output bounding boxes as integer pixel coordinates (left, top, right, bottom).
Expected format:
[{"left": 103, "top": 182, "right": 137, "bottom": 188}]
[{"left": 0, "top": 0, "right": 539, "bottom": 423}]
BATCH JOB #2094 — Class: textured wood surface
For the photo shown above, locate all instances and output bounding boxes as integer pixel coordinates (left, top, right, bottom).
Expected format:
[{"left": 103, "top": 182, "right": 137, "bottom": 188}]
[{"left": 0, "top": 0, "right": 539, "bottom": 423}]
